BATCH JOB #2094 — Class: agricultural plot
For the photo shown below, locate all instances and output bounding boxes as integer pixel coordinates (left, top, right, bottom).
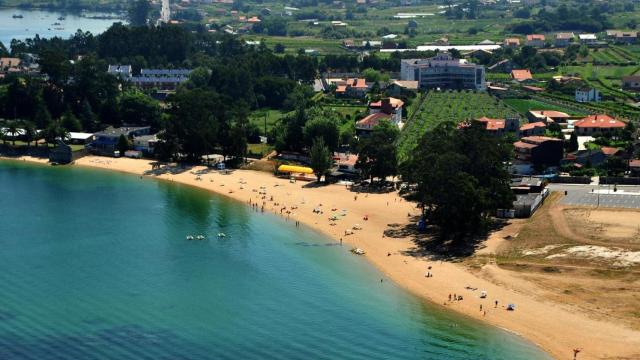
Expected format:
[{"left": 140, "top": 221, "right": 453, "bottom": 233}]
[
  {"left": 502, "top": 98, "right": 587, "bottom": 116},
  {"left": 397, "top": 90, "right": 516, "bottom": 158}
]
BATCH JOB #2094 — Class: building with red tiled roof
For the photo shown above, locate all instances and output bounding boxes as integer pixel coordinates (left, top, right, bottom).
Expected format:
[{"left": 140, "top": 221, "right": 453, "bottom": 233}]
[
  {"left": 600, "top": 146, "right": 621, "bottom": 156},
  {"left": 369, "top": 97, "right": 404, "bottom": 126},
  {"left": 247, "top": 16, "right": 261, "bottom": 23},
  {"left": 514, "top": 136, "right": 563, "bottom": 166},
  {"left": 331, "top": 78, "right": 369, "bottom": 98},
  {"left": 526, "top": 34, "right": 545, "bottom": 47},
  {"left": 355, "top": 112, "right": 391, "bottom": 133},
  {"left": 511, "top": 69, "right": 533, "bottom": 82},
  {"left": 573, "top": 114, "right": 626, "bottom": 135},
  {"left": 519, "top": 121, "right": 546, "bottom": 137},
  {"left": 472, "top": 116, "right": 519, "bottom": 136},
  {"left": 503, "top": 37, "right": 520, "bottom": 48}
]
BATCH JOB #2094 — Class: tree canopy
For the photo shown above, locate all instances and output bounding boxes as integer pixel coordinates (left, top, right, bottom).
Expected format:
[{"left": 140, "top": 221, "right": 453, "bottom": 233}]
[{"left": 401, "top": 122, "right": 514, "bottom": 240}]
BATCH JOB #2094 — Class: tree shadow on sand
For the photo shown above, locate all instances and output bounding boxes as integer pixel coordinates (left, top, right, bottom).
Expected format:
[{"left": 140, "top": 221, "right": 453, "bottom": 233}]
[
  {"left": 384, "top": 216, "right": 509, "bottom": 261},
  {"left": 349, "top": 182, "right": 396, "bottom": 194},
  {"left": 143, "top": 162, "right": 194, "bottom": 176}
]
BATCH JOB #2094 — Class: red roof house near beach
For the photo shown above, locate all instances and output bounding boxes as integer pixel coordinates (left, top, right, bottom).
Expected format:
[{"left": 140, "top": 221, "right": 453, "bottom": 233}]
[
  {"left": 511, "top": 69, "right": 533, "bottom": 82},
  {"left": 573, "top": 114, "right": 626, "bottom": 135},
  {"left": 355, "top": 112, "right": 391, "bottom": 133}
]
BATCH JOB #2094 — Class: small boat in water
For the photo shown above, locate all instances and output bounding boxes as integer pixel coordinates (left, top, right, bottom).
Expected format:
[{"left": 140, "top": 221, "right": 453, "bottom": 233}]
[
  {"left": 217, "top": 233, "right": 226, "bottom": 238},
  {"left": 186, "top": 235, "right": 195, "bottom": 240},
  {"left": 13, "top": 14, "right": 24, "bottom": 19},
  {"left": 195, "top": 235, "right": 205, "bottom": 240}
]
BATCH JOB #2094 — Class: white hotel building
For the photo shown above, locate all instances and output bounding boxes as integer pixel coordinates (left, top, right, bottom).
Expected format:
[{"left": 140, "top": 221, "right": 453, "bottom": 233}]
[{"left": 400, "top": 52, "right": 486, "bottom": 91}]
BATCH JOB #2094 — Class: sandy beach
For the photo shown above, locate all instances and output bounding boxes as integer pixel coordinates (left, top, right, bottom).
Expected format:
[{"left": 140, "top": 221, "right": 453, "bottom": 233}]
[{"left": 7, "top": 155, "right": 640, "bottom": 360}]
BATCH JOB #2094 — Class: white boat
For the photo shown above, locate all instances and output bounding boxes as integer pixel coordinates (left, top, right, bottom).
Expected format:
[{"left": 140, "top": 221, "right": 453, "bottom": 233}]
[
  {"left": 195, "top": 235, "right": 205, "bottom": 240},
  {"left": 186, "top": 235, "right": 194, "bottom": 240},
  {"left": 217, "top": 233, "right": 226, "bottom": 238},
  {"left": 350, "top": 247, "right": 365, "bottom": 255}
]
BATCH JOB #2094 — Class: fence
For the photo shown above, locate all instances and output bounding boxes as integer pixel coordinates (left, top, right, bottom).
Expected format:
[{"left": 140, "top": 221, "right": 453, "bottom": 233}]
[
  {"left": 600, "top": 176, "right": 640, "bottom": 185},
  {"left": 549, "top": 176, "right": 591, "bottom": 184}
]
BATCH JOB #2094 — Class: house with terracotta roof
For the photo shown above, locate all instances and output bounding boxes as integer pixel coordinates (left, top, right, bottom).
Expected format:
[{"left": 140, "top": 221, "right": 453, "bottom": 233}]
[
  {"left": 368, "top": 97, "right": 404, "bottom": 126},
  {"left": 519, "top": 122, "right": 546, "bottom": 137},
  {"left": 0, "top": 57, "right": 22, "bottom": 74},
  {"left": 511, "top": 69, "right": 533, "bottom": 82},
  {"left": 514, "top": 136, "right": 563, "bottom": 166},
  {"left": 526, "top": 34, "right": 545, "bottom": 47},
  {"left": 333, "top": 78, "right": 369, "bottom": 98},
  {"left": 355, "top": 112, "right": 392, "bottom": 134},
  {"left": 600, "top": 146, "right": 622, "bottom": 157},
  {"left": 503, "top": 37, "right": 521, "bottom": 48},
  {"left": 247, "top": 16, "right": 261, "bottom": 23},
  {"left": 527, "top": 110, "right": 571, "bottom": 123},
  {"left": 573, "top": 114, "right": 626, "bottom": 135},
  {"left": 474, "top": 116, "right": 519, "bottom": 136}
]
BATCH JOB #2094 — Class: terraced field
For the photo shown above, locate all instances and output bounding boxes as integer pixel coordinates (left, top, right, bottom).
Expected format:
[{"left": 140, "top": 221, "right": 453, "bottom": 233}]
[{"left": 397, "top": 90, "right": 516, "bottom": 159}]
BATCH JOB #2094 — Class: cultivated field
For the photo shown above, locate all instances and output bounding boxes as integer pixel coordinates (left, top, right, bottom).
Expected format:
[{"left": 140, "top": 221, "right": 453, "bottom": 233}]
[{"left": 398, "top": 90, "right": 515, "bottom": 158}]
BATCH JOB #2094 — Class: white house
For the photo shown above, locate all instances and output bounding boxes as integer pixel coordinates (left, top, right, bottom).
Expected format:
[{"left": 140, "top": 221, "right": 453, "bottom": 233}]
[
  {"left": 575, "top": 87, "right": 601, "bottom": 103},
  {"left": 578, "top": 34, "right": 597, "bottom": 46}
]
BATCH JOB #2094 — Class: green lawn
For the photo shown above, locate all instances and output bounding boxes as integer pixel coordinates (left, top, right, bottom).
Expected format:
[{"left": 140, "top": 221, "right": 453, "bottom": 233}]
[
  {"left": 398, "top": 90, "right": 515, "bottom": 159},
  {"left": 248, "top": 109, "right": 289, "bottom": 135},
  {"left": 502, "top": 98, "right": 587, "bottom": 116}
]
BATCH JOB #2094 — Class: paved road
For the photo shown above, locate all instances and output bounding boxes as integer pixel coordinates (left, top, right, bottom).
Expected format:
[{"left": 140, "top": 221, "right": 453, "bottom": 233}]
[{"left": 548, "top": 184, "right": 640, "bottom": 209}]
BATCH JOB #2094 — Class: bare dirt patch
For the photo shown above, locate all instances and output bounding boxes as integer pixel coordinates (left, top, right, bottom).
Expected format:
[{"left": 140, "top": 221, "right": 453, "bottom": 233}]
[
  {"left": 473, "top": 192, "right": 640, "bottom": 330},
  {"left": 564, "top": 208, "right": 640, "bottom": 246}
]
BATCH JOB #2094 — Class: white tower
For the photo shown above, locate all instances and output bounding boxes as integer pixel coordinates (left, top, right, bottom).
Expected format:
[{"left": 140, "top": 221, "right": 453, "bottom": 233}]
[{"left": 160, "top": 0, "right": 170, "bottom": 24}]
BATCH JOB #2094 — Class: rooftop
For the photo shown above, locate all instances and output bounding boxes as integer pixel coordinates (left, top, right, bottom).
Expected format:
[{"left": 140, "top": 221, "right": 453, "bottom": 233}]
[
  {"left": 574, "top": 115, "right": 626, "bottom": 128},
  {"left": 369, "top": 97, "right": 404, "bottom": 109},
  {"left": 529, "top": 110, "right": 570, "bottom": 118},
  {"left": 476, "top": 117, "right": 505, "bottom": 131},
  {"left": 356, "top": 113, "right": 391, "bottom": 129},
  {"left": 520, "top": 122, "right": 546, "bottom": 131},
  {"left": 527, "top": 34, "right": 545, "bottom": 41},
  {"left": 511, "top": 69, "right": 533, "bottom": 81}
]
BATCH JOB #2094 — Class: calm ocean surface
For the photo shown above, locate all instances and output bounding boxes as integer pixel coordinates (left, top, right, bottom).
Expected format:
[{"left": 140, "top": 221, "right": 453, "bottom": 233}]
[
  {"left": 0, "top": 161, "right": 551, "bottom": 359},
  {"left": 0, "top": 8, "right": 123, "bottom": 47}
]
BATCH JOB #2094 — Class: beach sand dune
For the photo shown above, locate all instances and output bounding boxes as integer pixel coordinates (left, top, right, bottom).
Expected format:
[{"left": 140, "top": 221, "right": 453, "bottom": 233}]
[{"left": 11, "top": 155, "right": 640, "bottom": 360}]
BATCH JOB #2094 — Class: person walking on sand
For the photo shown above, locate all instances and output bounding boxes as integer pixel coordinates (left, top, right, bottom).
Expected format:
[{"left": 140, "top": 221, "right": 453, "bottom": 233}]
[
  {"left": 573, "top": 348, "right": 581, "bottom": 360},
  {"left": 495, "top": 300, "right": 498, "bottom": 308},
  {"left": 480, "top": 304, "right": 482, "bottom": 311},
  {"left": 448, "top": 294, "right": 452, "bottom": 301}
]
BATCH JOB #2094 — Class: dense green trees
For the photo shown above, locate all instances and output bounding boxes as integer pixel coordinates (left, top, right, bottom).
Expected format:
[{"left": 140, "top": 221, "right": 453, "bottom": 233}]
[
  {"left": 309, "top": 137, "right": 332, "bottom": 182},
  {"left": 118, "top": 90, "right": 161, "bottom": 129},
  {"left": 356, "top": 120, "right": 399, "bottom": 182},
  {"left": 401, "top": 122, "right": 514, "bottom": 240},
  {"left": 128, "top": 0, "right": 152, "bottom": 26}
]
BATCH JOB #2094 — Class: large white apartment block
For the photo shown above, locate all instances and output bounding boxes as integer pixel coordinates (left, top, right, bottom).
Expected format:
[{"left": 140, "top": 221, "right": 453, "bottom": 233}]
[{"left": 400, "top": 52, "right": 486, "bottom": 90}]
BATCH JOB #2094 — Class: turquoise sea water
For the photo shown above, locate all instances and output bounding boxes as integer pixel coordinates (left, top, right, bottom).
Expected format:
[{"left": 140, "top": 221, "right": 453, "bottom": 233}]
[{"left": 0, "top": 161, "right": 551, "bottom": 360}]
